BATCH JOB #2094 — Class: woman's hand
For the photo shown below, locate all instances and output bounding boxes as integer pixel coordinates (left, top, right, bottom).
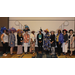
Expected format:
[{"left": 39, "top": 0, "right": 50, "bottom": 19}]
[
  {"left": 3, "top": 41, "right": 5, "bottom": 44},
  {"left": 20, "top": 41, "right": 22, "bottom": 42},
  {"left": 11, "top": 42, "right": 13, "bottom": 44},
  {"left": 59, "top": 42, "right": 61, "bottom": 44},
  {"left": 71, "top": 42, "right": 73, "bottom": 45}
]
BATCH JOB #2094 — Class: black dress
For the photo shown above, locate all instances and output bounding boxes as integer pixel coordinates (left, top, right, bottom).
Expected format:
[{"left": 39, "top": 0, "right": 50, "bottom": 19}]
[
  {"left": 50, "top": 34, "right": 55, "bottom": 47},
  {"left": 37, "top": 33, "right": 43, "bottom": 51},
  {"left": 17, "top": 34, "right": 23, "bottom": 45}
]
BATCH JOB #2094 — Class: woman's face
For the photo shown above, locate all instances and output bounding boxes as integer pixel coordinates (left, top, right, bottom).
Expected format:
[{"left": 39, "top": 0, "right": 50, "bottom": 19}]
[
  {"left": 19, "top": 31, "right": 21, "bottom": 34},
  {"left": 70, "top": 31, "right": 73, "bottom": 34},
  {"left": 63, "top": 31, "right": 66, "bottom": 34},
  {"left": 26, "top": 31, "right": 28, "bottom": 34},
  {"left": 51, "top": 32, "right": 54, "bottom": 35},
  {"left": 32, "top": 32, "right": 34, "bottom": 34},
  {"left": 4, "top": 30, "right": 6, "bottom": 33},
  {"left": 11, "top": 31, "right": 14, "bottom": 33},
  {"left": 39, "top": 31, "right": 41, "bottom": 34},
  {"left": 58, "top": 30, "right": 61, "bottom": 34}
]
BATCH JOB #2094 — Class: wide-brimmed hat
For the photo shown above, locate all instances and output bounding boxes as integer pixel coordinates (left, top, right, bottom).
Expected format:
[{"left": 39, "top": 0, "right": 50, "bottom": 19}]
[
  {"left": 17, "top": 29, "right": 23, "bottom": 33},
  {"left": 50, "top": 30, "right": 55, "bottom": 33},
  {"left": 56, "top": 28, "right": 62, "bottom": 33},
  {"left": 69, "top": 29, "right": 73, "bottom": 33},
  {"left": 31, "top": 30, "right": 35, "bottom": 33},
  {"left": 0, "top": 27, "right": 8, "bottom": 34},
  {"left": 23, "top": 25, "right": 30, "bottom": 32},
  {"left": 63, "top": 29, "right": 67, "bottom": 33},
  {"left": 8, "top": 27, "right": 16, "bottom": 33},
  {"left": 44, "top": 29, "right": 49, "bottom": 32}
]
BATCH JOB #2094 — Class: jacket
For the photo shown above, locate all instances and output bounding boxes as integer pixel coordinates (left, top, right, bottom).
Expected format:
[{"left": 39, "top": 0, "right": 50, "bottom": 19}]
[{"left": 56, "top": 33, "right": 63, "bottom": 43}]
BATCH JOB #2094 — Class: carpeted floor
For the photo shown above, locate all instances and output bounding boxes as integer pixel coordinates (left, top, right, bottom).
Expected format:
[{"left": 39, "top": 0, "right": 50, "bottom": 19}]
[{"left": 0, "top": 51, "right": 75, "bottom": 58}]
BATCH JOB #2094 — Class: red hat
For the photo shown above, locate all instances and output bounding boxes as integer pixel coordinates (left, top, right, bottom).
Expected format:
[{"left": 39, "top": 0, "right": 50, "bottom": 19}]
[{"left": 63, "top": 29, "right": 67, "bottom": 31}]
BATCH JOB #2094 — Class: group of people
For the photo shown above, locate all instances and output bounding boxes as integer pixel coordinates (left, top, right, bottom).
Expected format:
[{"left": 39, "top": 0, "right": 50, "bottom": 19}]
[{"left": 0, "top": 25, "right": 75, "bottom": 57}]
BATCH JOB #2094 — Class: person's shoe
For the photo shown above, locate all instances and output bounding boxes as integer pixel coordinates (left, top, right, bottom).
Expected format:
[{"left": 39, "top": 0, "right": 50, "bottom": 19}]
[{"left": 58, "top": 54, "right": 60, "bottom": 56}]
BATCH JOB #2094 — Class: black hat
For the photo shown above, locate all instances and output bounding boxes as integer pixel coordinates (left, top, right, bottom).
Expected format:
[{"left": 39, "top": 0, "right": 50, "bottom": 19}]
[
  {"left": 63, "top": 29, "right": 67, "bottom": 33},
  {"left": 69, "top": 29, "right": 73, "bottom": 33},
  {"left": 23, "top": 25, "right": 30, "bottom": 32},
  {"left": 23, "top": 29, "right": 30, "bottom": 32},
  {"left": 39, "top": 28, "right": 42, "bottom": 32}
]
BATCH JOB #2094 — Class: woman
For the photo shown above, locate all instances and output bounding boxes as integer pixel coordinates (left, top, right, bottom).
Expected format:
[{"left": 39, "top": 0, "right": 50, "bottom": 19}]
[
  {"left": 17, "top": 29, "right": 23, "bottom": 54},
  {"left": 9, "top": 27, "right": 16, "bottom": 55},
  {"left": 56, "top": 29, "right": 63, "bottom": 56},
  {"left": 43, "top": 29, "right": 50, "bottom": 53},
  {"left": 37, "top": 28, "right": 43, "bottom": 51},
  {"left": 1, "top": 27, "right": 8, "bottom": 56},
  {"left": 50, "top": 31, "right": 55, "bottom": 55},
  {"left": 23, "top": 25, "right": 30, "bottom": 54},
  {"left": 30, "top": 30, "right": 36, "bottom": 53},
  {"left": 68, "top": 29, "right": 74, "bottom": 56},
  {"left": 62, "top": 29, "right": 68, "bottom": 55}
]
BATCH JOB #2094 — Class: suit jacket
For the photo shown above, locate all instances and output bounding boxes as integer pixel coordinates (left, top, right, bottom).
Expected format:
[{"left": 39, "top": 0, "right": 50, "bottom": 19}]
[{"left": 37, "top": 33, "right": 43, "bottom": 45}]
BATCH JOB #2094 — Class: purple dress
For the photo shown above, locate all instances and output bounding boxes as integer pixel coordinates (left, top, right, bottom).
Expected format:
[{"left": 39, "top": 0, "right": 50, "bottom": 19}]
[{"left": 9, "top": 33, "right": 15, "bottom": 47}]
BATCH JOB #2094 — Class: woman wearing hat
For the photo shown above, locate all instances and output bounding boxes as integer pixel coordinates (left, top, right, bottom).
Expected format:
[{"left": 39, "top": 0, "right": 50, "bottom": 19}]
[
  {"left": 17, "top": 29, "right": 23, "bottom": 54},
  {"left": 37, "top": 29, "right": 44, "bottom": 51},
  {"left": 1, "top": 27, "right": 8, "bottom": 56},
  {"left": 62, "top": 29, "right": 68, "bottom": 55},
  {"left": 50, "top": 31, "right": 55, "bottom": 55},
  {"left": 56, "top": 29, "right": 63, "bottom": 56},
  {"left": 9, "top": 27, "right": 16, "bottom": 55},
  {"left": 30, "top": 30, "right": 36, "bottom": 53},
  {"left": 43, "top": 29, "right": 50, "bottom": 53},
  {"left": 23, "top": 25, "right": 30, "bottom": 54},
  {"left": 68, "top": 29, "right": 74, "bottom": 56}
]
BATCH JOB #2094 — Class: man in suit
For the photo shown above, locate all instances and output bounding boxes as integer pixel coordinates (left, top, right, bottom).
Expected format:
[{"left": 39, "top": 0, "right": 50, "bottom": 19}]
[{"left": 37, "top": 29, "right": 43, "bottom": 51}]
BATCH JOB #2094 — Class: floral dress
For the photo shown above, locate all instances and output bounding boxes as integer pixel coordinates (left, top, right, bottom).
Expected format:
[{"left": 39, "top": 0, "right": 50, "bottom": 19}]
[{"left": 43, "top": 33, "right": 50, "bottom": 51}]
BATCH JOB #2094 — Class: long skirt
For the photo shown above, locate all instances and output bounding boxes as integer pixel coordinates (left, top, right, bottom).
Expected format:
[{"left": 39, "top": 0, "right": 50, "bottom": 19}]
[
  {"left": 62, "top": 42, "right": 68, "bottom": 53},
  {"left": 17, "top": 45, "right": 23, "bottom": 54},
  {"left": 30, "top": 41, "right": 35, "bottom": 52}
]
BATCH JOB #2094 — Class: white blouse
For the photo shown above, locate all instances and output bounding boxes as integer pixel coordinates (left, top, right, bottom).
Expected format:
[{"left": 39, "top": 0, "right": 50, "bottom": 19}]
[
  {"left": 30, "top": 33, "right": 36, "bottom": 41},
  {"left": 1, "top": 33, "right": 8, "bottom": 42}
]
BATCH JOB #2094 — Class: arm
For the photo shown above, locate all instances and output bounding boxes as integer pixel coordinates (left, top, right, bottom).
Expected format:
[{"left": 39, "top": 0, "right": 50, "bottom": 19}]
[
  {"left": 71, "top": 37, "right": 74, "bottom": 45},
  {"left": 1, "top": 34, "right": 5, "bottom": 43},
  {"left": 59, "top": 34, "right": 63, "bottom": 44},
  {"left": 9, "top": 34, "right": 12, "bottom": 44},
  {"left": 65, "top": 34, "right": 68, "bottom": 44}
]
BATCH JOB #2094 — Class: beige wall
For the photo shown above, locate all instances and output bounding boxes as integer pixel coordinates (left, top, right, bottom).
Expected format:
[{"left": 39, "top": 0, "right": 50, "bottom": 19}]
[
  {"left": 9, "top": 17, "right": 74, "bottom": 31},
  {"left": 9, "top": 17, "right": 74, "bottom": 46}
]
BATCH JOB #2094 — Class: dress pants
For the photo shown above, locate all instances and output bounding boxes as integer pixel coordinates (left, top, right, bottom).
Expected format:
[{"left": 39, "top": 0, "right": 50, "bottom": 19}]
[
  {"left": 38, "top": 43, "right": 43, "bottom": 51},
  {"left": 24, "top": 43, "right": 28, "bottom": 53},
  {"left": 1, "top": 42, "right": 8, "bottom": 54},
  {"left": 57, "top": 42, "right": 62, "bottom": 55}
]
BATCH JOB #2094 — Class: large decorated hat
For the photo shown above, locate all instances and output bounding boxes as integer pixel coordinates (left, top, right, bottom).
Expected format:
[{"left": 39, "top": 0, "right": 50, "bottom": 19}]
[
  {"left": 31, "top": 30, "right": 35, "bottom": 33},
  {"left": 8, "top": 27, "right": 16, "bottom": 33},
  {"left": 69, "top": 29, "right": 73, "bottom": 33},
  {"left": 56, "top": 28, "right": 62, "bottom": 33},
  {"left": 17, "top": 29, "right": 23, "bottom": 33},
  {"left": 44, "top": 29, "right": 49, "bottom": 32},
  {"left": 23, "top": 25, "right": 30, "bottom": 32},
  {"left": 0, "top": 27, "right": 8, "bottom": 34},
  {"left": 63, "top": 29, "right": 67, "bottom": 33},
  {"left": 50, "top": 30, "right": 55, "bottom": 33}
]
